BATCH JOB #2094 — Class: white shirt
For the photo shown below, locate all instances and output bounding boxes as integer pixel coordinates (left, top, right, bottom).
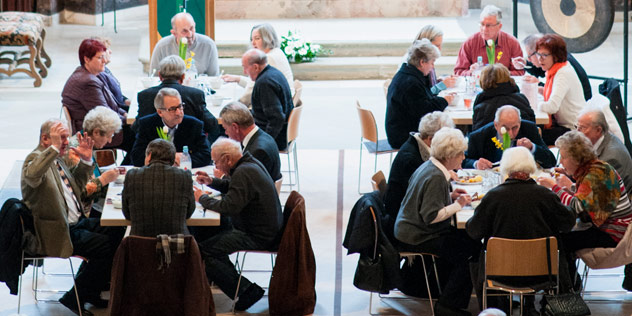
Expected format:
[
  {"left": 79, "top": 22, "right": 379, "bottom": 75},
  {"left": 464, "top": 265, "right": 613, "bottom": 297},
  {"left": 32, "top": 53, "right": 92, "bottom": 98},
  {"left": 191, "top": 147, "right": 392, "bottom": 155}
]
[
  {"left": 51, "top": 145, "right": 92, "bottom": 225},
  {"left": 242, "top": 125, "right": 259, "bottom": 149},
  {"left": 593, "top": 135, "right": 605, "bottom": 152}
]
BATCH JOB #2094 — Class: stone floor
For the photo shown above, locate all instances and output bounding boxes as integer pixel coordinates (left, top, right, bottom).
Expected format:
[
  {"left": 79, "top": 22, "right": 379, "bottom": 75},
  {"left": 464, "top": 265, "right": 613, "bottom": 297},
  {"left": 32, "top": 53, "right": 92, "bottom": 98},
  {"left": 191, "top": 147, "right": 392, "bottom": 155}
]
[{"left": 1, "top": 3, "right": 632, "bottom": 316}]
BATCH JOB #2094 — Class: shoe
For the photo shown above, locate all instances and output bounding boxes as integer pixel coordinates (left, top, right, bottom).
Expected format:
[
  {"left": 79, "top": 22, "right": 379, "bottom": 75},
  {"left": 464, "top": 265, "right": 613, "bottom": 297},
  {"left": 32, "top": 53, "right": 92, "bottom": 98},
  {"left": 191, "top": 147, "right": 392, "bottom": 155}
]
[
  {"left": 84, "top": 295, "right": 109, "bottom": 308},
  {"left": 234, "top": 283, "right": 264, "bottom": 311},
  {"left": 59, "top": 292, "right": 94, "bottom": 316},
  {"left": 433, "top": 301, "right": 472, "bottom": 316},
  {"left": 623, "top": 264, "right": 632, "bottom": 291}
]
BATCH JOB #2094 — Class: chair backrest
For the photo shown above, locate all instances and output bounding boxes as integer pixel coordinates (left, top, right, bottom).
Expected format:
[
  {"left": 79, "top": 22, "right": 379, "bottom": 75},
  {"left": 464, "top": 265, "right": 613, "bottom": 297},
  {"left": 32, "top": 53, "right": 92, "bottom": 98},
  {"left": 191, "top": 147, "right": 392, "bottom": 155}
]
[
  {"left": 94, "top": 149, "right": 117, "bottom": 167},
  {"left": 61, "top": 105, "right": 74, "bottom": 134},
  {"left": 356, "top": 100, "right": 379, "bottom": 143},
  {"left": 274, "top": 175, "right": 283, "bottom": 195},
  {"left": 287, "top": 105, "right": 303, "bottom": 145},
  {"left": 293, "top": 80, "right": 303, "bottom": 106},
  {"left": 383, "top": 79, "right": 392, "bottom": 97},
  {"left": 371, "top": 170, "right": 386, "bottom": 195},
  {"left": 486, "top": 237, "right": 558, "bottom": 277}
]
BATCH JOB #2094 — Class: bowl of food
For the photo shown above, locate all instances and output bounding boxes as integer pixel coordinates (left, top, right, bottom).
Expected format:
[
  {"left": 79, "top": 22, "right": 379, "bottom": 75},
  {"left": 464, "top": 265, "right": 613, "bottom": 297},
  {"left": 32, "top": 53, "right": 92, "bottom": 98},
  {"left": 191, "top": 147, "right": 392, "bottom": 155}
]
[
  {"left": 141, "top": 77, "right": 160, "bottom": 88},
  {"left": 209, "top": 95, "right": 228, "bottom": 106},
  {"left": 208, "top": 77, "right": 223, "bottom": 90}
]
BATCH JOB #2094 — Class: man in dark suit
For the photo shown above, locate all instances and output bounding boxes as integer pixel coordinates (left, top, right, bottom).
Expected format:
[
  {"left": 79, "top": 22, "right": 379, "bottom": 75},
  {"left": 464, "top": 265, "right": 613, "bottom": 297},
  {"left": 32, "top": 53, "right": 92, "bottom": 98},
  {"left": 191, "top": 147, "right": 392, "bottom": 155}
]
[
  {"left": 22, "top": 119, "right": 124, "bottom": 315},
  {"left": 131, "top": 88, "right": 211, "bottom": 168},
  {"left": 464, "top": 105, "right": 556, "bottom": 169},
  {"left": 123, "top": 139, "right": 195, "bottom": 237},
  {"left": 136, "top": 55, "right": 222, "bottom": 144},
  {"left": 242, "top": 49, "right": 294, "bottom": 151},
  {"left": 219, "top": 101, "right": 281, "bottom": 181}
]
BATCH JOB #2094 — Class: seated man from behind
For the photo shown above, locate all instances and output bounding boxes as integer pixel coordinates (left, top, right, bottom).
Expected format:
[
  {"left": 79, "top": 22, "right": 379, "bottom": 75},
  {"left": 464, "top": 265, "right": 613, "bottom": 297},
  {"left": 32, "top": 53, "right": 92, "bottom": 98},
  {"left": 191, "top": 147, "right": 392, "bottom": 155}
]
[
  {"left": 131, "top": 87, "right": 211, "bottom": 168},
  {"left": 136, "top": 55, "right": 221, "bottom": 144},
  {"left": 22, "top": 119, "right": 124, "bottom": 316},
  {"left": 193, "top": 138, "right": 282, "bottom": 311},
  {"left": 123, "top": 139, "right": 195, "bottom": 237},
  {"left": 242, "top": 49, "right": 294, "bottom": 151},
  {"left": 149, "top": 12, "right": 219, "bottom": 76},
  {"left": 464, "top": 105, "right": 556, "bottom": 169},
  {"left": 219, "top": 101, "right": 282, "bottom": 181}
]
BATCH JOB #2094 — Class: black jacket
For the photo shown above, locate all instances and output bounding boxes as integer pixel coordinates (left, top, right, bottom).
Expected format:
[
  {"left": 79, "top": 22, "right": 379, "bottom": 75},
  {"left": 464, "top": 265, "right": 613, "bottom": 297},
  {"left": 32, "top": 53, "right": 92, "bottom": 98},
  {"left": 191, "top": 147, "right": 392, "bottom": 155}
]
[
  {"left": 0, "top": 199, "right": 35, "bottom": 295},
  {"left": 472, "top": 82, "right": 535, "bottom": 131},
  {"left": 244, "top": 128, "right": 282, "bottom": 181},
  {"left": 526, "top": 53, "right": 591, "bottom": 101},
  {"left": 386, "top": 63, "right": 448, "bottom": 149},
  {"left": 252, "top": 65, "right": 294, "bottom": 151}
]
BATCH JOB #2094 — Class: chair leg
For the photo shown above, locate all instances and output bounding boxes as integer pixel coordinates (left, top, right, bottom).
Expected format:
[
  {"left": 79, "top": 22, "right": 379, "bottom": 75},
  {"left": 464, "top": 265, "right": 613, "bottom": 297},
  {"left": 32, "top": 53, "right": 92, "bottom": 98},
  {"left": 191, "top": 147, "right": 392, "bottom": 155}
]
[
  {"left": 232, "top": 252, "right": 248, "bottom": 314},
  {"left": 68, "top": 259, "right": 83, "bottom": 316},
  {"left": 287, "top": 151, "right": 293, "bottom": 189},
  {"left": 519, "top": 294, "right": 523, "bottom": 316},
  {"left": 420, "top": 255, "right": 435, "bottom": 316},
  {"left": 17, "top": 251, "right": 25, "bottom": 314},
  {"left": 581, "top": 264, "right": 590, "bottom": 298},
  {"left": 483, "top": 282, "right": 487, "bottom": 310},
  {"left": 358, "top": 140, "right": 364, "bottom": 194},
  {"left": 431, "top": 256, "right": 442, "bottom": 296},
  {"left": 293, "top": 145, "right": 300, "bottom": 192}
]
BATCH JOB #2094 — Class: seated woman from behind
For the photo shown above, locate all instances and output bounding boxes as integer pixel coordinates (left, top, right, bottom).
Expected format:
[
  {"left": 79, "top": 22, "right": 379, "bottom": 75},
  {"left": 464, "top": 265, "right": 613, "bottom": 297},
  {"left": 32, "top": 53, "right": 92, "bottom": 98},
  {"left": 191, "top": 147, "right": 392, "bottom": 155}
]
[{"left": 472, "top": 64, "right": 535, "bottom": 131}]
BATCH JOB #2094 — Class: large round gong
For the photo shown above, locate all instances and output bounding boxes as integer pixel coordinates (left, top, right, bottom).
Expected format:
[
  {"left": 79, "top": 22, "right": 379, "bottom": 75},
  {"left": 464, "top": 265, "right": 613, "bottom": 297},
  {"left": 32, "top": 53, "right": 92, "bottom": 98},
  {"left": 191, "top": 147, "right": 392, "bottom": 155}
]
[{"left": 530, "top": 0, "right": 614, "bottom": 53}]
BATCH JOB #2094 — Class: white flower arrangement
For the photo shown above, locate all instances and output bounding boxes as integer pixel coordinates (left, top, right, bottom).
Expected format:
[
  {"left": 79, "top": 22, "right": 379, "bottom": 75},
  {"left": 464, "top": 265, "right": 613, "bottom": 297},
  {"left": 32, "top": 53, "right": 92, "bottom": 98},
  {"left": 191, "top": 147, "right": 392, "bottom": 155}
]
[{"left": 280, "top": 30, "right": 330, "bottom": 63}]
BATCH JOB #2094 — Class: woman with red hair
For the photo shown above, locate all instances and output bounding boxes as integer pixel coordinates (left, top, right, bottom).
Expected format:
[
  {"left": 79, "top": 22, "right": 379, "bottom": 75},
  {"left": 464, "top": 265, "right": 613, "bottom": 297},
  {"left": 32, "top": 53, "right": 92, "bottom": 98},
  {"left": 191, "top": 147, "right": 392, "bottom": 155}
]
[{"left": 535, "top": 34, "right": 586, "bottom": 145}]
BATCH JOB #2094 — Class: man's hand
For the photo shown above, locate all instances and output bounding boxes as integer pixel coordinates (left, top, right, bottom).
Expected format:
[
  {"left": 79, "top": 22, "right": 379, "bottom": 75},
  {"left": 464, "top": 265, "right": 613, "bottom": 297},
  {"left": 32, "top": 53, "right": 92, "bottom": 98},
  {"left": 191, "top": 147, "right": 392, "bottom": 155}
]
[
  {"left": 49, "top": 122, "right": 65, "bottom": 150},
  {"left": 193, "top": 186, "right": 205, "bottom": 202},
  {"left": 442, "top": 75, "right": 457, "bottom": 88},
  {"left": 516, "top": 137, "right": 533, "bottom": 150},
  {"left": 511, "top": 56, "right": 527, "bottom": 70},
  {"left": 469, "top": 63, "right": 480, "bottom": 72},
  {"left": 195, "top": 171, "right": 212, "bottom": 185},
  {"left": 475, "top": 158, "right": 493, "bottom": 170},
  {"left": 213, "top": 168, "right": 224, "bottom": 179},
  {"left": 221, "top": 74, "right": 241, "bottom": 83},
  {"left": 99, "top": 168, "right": 119, "bottom": 185},
  {"left": 71, "top": 132, "right": 94, "bottom": 161},
  {"left": 456, "top": 194, "right": 472, "bottom": 207},
  {"left": 451, "top": 188, "right": 467, "bottom": 200},
  {"left": 174, "top": 153, "right": 182, "bottom": 167}
]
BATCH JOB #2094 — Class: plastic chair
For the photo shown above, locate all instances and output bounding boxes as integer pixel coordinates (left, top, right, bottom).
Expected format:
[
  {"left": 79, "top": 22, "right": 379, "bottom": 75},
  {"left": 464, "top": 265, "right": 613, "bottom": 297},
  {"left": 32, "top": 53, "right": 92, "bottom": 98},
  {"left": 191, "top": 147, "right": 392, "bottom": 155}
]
[
  {"left": 293, "top": 80, "right": 303, "bottom": 107},
  {"left": 280, "top": 105, "right": 303, "bottom": 192},
  {"left": 356, "top": 101, "right": 398, "bottom": 194},
  {"left": 483, "top": 237, "right": 559, "bottom": 316},
  {"left": 370, "top": 170, "right": 387, "bottom": 197}
]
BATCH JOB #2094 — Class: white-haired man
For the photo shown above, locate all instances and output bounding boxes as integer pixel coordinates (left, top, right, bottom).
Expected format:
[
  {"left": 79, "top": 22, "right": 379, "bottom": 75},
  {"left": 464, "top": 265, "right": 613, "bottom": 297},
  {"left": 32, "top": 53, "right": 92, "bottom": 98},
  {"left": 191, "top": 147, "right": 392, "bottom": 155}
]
[
  {"left": 149, "top": 12, "right": 219, "bottom": 76},
  {"left": 454, "top": 5, "right": 524, "bottom": 76}
]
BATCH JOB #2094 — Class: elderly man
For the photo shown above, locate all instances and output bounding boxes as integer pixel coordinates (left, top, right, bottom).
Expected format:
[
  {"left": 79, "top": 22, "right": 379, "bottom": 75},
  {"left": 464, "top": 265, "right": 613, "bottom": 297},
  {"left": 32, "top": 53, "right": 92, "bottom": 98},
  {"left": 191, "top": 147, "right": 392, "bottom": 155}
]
[
  {"left": 219, "top": 101, "right": 282, "bottom": 181},
  {"left": 386, "top": 39, "right": 454, "bottom": 149},
  {"left": 513, "top": 33, "right": 591, "bottom": 101},
  {"left": 242, "top": 49, "right": 294, "bottom": 151},
  {"left": 576, "top": 108, "right": 632, "bottom": 195},
  {"left": 464, "top": 105, "right": 555, "bottom": 169},
  {"left": 123, "top": 139, "right": 195, "bottom": 237},
  {"left": 137, "top": 55, "right": 221, "bottom": 144},
  {"left": 131, "top": 88, "right": 210, "bottom": 167},
  {"left": 149, "top": 12, "right": 219, "bottom": 76},
  {"left": 22, "top": 119, "right": 124, "bottom": 315},
  {"left": 193, "top": 138, "right": 282, "bottom": 311},
  {"left": 454, "top": 5, "right": 524, "bottom": 76}
]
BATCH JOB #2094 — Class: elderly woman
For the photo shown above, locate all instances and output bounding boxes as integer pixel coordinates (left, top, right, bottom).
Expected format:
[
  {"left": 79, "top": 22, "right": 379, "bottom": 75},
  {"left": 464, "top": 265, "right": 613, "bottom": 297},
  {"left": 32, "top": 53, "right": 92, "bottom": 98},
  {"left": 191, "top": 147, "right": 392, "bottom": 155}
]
[
  {"left": 535, "top": 34, "right": 586, "bottom": 145},
  {"left": 467, "top": 147, "right": 575, "bottom": 312},
  {"left": 384, "top": 111, "right": 454, "bottom": 228},
  {"left": 223, "top": 23, "right": 295, "bottom": 105},
  {"left": 92, "top": 37, "right": 131, "bottom": 112},
  {"left": 62, "top": 38, "right": 134, "bottom": 163},
  {"left": 395, "top": 127, "right": 480, "bottom": 316},
  {"left": 386, "top": 39, "right": 454, "bottom": 149},
  {"left": 472, "top": 64, "right": 535, "bottom": 131},
  {"left": 411, "top": 25, "right": 456, "bottom": 94}
]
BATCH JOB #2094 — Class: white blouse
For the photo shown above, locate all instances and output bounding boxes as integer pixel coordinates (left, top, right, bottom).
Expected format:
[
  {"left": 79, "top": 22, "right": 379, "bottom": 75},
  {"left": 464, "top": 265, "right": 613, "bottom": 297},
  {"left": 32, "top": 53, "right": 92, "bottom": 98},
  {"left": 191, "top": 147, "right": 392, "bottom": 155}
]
[{"left": 538, "top": 63, "right": 586, "bottom": 130}]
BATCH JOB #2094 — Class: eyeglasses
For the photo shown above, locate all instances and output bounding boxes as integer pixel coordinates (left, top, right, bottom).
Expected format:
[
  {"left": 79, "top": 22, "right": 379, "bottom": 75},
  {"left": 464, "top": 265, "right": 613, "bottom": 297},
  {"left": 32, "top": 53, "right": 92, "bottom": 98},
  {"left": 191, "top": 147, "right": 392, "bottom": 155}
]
[
  {"left": 528, "top": 51, "right": 537, "bottom": 58},
  {"left": 574, "top": 124, "right": 592, "bottom": 132},
  {"left": 161, "top": 103, "right": 184, "bottom": 113},
  {"left": 480, "top": 22, "right": 500, "bottom": 28},
  {"left": 535, "top": 52, "right": 551, "bottom": 59}
]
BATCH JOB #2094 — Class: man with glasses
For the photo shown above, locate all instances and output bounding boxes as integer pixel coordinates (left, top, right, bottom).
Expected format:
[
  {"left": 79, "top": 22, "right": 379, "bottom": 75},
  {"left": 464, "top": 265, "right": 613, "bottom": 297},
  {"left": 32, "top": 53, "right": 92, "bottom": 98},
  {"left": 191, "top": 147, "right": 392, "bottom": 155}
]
[
  {"left": 131, "top": 87, "right": 211, "bottom": 167},
  {"left": 454, "top": 5, "right": 524, "bottom": 76}
]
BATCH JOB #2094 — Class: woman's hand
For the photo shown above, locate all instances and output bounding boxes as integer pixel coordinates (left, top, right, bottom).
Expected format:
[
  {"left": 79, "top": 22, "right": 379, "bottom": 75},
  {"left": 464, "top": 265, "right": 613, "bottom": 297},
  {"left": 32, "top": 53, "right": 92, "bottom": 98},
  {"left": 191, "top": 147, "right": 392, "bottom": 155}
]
[
  {"left": 442, "top": 75, "right": 457, "bottom": 88},
  {"left": 451, "top": 188, "right": 467, "bottom": 200},
  {"left": 456, "top": 194, "right": 472, "bottom": 207},
  {"left": 99, "top": 168, "right": 119, "bottom": 185},
  {"left": 443, "top": 94, "right": 454, "bottom": 105},
  {"left": 221, "top": 74, "right": 241, "bottom": 83},
  {"left": 556, "top": 174, "right": 573, "bottom": 189},
  {"left": 537, "top": 176, "right": 556, "bottom": 189}
]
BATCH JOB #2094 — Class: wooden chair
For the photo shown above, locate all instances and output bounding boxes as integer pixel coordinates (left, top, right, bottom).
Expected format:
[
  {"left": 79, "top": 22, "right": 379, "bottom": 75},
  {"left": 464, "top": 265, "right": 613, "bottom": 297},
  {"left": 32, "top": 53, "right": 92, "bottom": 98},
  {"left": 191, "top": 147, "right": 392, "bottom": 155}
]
[
  {"left": 356, "top": 101, "right": 398, "bottom": 194},
  {"left": 95, "top": 149, "right": 117, "bottom": 167},
  {"left": 293, "top": 80, "right": 303, "bottom": 107},
  {"left": 280, "top": 105, "right": 303, "bottom": 192},
  {"left": 483, "top": 237, "right": 559, "bottom": 316},
  {"left": 370, "top": 170, "right": 387, "bottom": 197}
]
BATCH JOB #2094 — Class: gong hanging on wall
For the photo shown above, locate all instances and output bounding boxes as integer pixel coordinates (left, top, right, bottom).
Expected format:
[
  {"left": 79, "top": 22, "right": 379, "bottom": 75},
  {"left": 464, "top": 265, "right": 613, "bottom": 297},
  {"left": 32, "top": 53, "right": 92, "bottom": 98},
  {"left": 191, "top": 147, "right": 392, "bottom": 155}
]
[{"left": 530, "top": 0, "right": 614, "bottom": 53}]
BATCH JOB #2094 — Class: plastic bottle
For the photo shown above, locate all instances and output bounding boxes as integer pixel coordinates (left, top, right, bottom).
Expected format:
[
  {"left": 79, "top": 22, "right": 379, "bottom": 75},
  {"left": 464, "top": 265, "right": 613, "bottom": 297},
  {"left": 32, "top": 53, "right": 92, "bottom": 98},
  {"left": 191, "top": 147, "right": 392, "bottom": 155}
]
[
  {"left": 180, "top": 146, "right": 192, "bottom": 171},
  {"left": 472, "top": 56, "right": 483, "bottom": 91}
]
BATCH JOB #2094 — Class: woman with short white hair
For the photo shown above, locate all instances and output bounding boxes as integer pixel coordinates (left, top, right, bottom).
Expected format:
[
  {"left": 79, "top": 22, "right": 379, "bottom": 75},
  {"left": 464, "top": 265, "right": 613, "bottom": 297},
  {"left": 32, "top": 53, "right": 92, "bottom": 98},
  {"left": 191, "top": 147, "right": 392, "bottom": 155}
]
[
  {"left": 467, "top": 146, "right": 574, "bottom": 313},
  {"left": 394, "top": 127, "right": 480, "bottom": 315}
]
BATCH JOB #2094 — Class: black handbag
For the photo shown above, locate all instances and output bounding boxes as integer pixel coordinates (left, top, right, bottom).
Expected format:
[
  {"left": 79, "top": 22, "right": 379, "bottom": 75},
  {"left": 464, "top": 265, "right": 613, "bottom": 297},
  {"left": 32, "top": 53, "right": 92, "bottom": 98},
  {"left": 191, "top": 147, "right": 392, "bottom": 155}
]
[
  {"left": 353, "top": 206, "right": 385, "bottom": 292},
  {"left": 541, "top": 237, "right": 591, "bottom": 316}
]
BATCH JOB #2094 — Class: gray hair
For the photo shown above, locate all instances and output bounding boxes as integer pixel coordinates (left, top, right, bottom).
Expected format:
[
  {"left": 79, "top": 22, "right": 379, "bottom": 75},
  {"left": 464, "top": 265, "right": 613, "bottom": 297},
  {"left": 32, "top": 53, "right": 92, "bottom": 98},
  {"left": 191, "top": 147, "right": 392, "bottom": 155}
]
[
  {"left": 499, "top": 147, "right": 537, "bottom": 178},
  {"left": 145, "top": 138, "right": 176, "bottom": 165},
  {"left": 40, "top": 118, "right": 64, "bottom": 136},
  {"left": 414, "top": 25, "right": 443, "bottom": 43},
  {"left": 219, "top": 101, "right": 255, "bottom": 127},
  {"left": 579, "top": 106, "right": 609, "bottom": 135},
  {"left": 171, "top": 12, "right": 194, "bottom": 29},
  {"left": 251, "top": 23, "right": 280, "bottom": 50},
  {"left": 430, "top": 127, "right": 467, "bottom": 161},
  {"left": 555, "top": 131, "right": 597, "bottom": 166},
  {"left": 494, "top": 105, "right": 521, "bottom": 122},
  {"left": 480, "top": 4, "right": 502, "bottom": 23},
  {"left": 419, "top": 111, "right": 455, "bottom": 139},
  {"left": 522, "top": 33, "right": 543, "bottom": 53},
  {"left": 159, "top": 55, "right": 186, "bottom": 80},
  {"left": 154, "top": 87, "right": 182, "bottom": 110},
  {"left": 407, "top": 39, "right": 441, "bottom": 66},
  {"left": 479, "top": 308, "right": 507, "bottom": 316},
  {"left": 83, "top": 106, "right": 122, "bottom": 136},
  {"left": 243, "top": 48, "right": 268, "bottom": 66},
  {"left": 211, "top": 137, "right": 243, "bottom": 160}
]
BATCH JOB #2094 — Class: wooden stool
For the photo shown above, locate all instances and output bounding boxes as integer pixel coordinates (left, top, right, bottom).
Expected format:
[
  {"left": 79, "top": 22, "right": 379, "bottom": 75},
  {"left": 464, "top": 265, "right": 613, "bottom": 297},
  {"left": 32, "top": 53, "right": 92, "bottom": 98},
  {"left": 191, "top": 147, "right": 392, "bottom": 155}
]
[
  {"left": 0, "top": 12, "right": 51, "bottom": 68},
  {"left": 0, "top": 21, "right": 46, "bottom": 87}
]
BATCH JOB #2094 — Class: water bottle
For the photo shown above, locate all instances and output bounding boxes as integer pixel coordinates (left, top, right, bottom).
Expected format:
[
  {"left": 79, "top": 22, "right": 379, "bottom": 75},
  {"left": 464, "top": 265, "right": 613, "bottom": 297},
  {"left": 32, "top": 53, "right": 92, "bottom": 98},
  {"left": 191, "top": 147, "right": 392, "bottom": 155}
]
[
  {"left": 180, "top": 146, "right": 192, "bottom": 171},
  {"left": 472, "top": 56, "right": 483, "bottom": 91}
]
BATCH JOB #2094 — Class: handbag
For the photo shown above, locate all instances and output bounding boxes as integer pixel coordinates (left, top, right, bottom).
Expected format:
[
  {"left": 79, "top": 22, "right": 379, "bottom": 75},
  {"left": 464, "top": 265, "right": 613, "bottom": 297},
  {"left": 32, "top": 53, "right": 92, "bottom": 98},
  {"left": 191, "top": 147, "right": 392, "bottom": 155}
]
[
  {"left": 541, "top": 237, "right": 591, "bottom": 316},
  {"left": 353, "top": 206, "right": 385, "bottom": 293}
]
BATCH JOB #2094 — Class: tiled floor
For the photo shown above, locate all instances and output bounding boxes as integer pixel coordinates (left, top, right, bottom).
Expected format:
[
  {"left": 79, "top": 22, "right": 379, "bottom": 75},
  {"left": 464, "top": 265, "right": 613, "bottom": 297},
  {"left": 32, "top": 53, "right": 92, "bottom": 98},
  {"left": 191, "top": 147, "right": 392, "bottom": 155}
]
[{"left": 1, "top": 3, "right": 632, "bottom": 316}]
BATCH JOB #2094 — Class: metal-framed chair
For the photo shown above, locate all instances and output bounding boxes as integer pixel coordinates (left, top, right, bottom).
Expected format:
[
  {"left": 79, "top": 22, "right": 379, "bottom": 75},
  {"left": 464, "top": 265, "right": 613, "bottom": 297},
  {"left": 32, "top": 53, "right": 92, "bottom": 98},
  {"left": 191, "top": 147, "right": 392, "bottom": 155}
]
[
  {"left": 370, "top": 170, "right": 387, "bottom": 197},
  {"left": 356, "top": 101, "right": 398, "bottom": 194},
  {"left": 280, "top": 105, "right": 303, "bottom": 192}
]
